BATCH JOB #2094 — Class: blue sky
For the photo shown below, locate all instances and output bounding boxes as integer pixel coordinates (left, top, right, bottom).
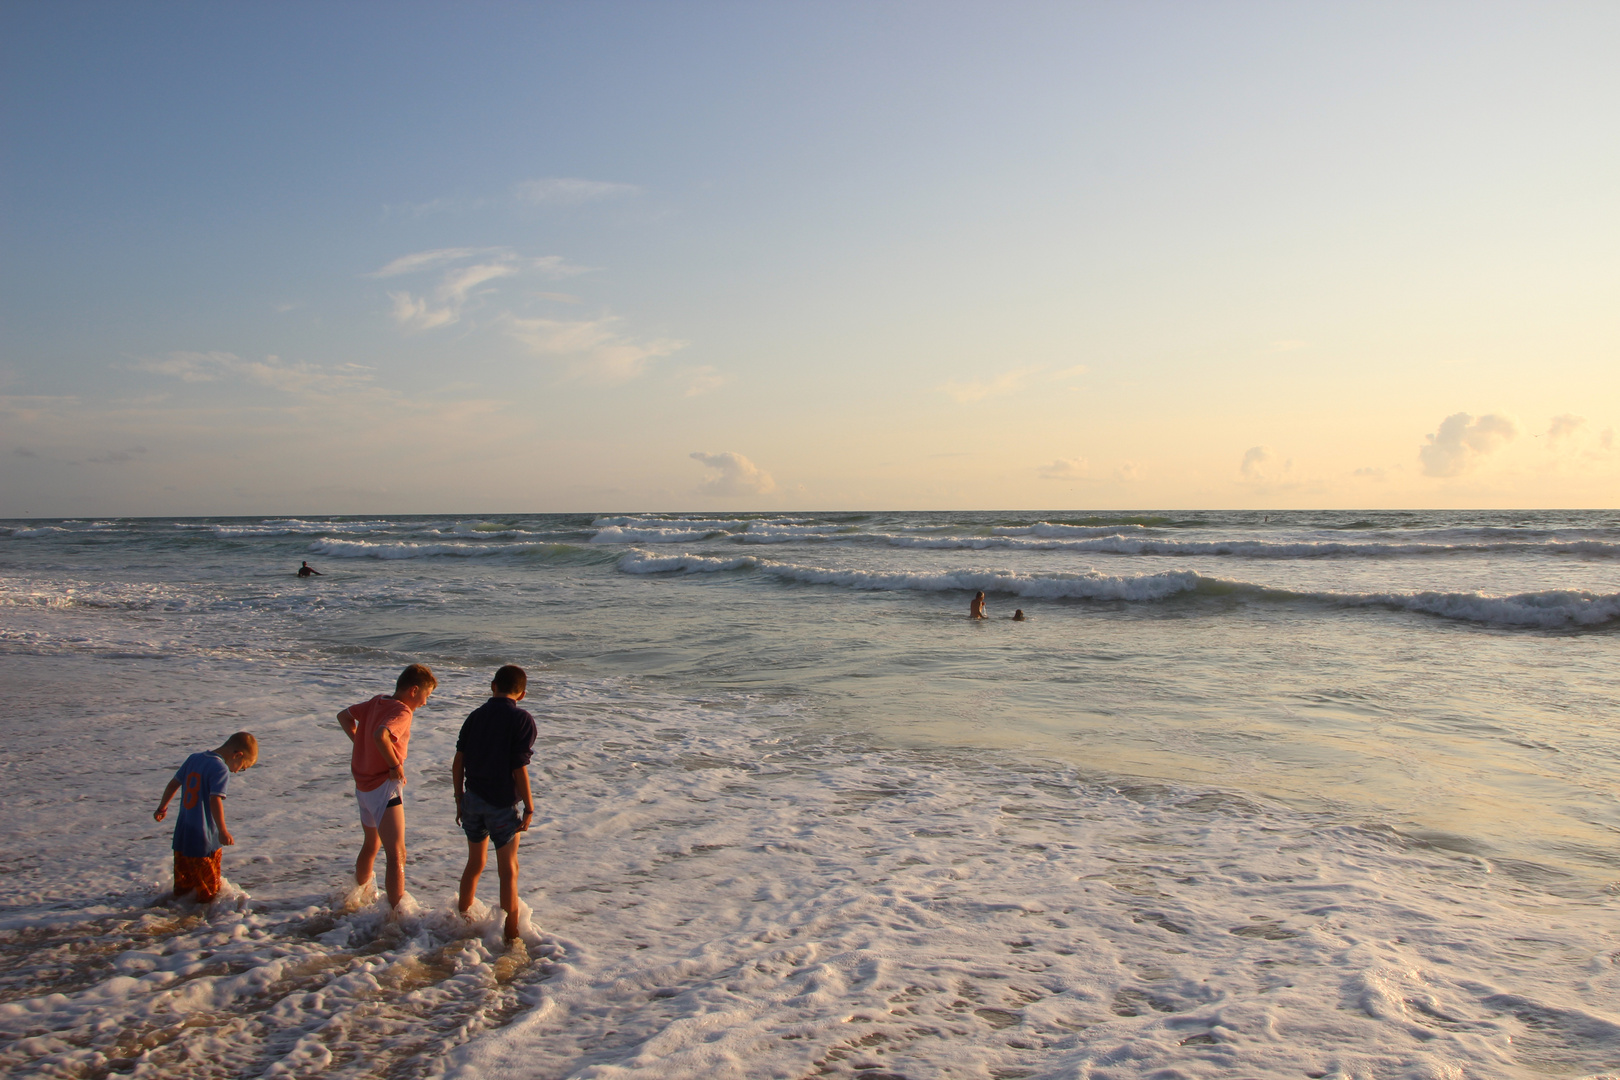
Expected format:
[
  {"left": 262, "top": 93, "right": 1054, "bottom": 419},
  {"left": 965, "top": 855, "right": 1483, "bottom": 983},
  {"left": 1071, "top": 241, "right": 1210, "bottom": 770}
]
[{"left": 3, "top": 1, "right": 1617, "bottom": 514}]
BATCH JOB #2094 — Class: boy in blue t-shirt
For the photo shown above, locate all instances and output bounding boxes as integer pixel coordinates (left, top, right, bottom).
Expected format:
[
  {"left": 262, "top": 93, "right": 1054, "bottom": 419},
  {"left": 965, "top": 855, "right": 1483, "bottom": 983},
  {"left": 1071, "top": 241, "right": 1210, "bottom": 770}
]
[{"left": 153, "top": 732, "right": 258, "bottom": 902}]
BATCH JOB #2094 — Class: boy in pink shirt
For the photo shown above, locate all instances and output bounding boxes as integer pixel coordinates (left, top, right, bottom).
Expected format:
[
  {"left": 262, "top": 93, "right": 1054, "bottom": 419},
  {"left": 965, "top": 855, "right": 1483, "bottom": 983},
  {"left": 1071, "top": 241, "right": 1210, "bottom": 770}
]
[{"left": 337, "top": 663, "right": 436, "bottom": 909}]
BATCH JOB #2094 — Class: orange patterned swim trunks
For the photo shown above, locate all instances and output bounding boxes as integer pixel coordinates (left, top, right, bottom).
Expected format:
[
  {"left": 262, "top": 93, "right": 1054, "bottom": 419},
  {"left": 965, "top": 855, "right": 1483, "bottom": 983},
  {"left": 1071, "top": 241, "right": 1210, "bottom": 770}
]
[{"left": 173, "top": 850, "right": 223, "bottom": 903}]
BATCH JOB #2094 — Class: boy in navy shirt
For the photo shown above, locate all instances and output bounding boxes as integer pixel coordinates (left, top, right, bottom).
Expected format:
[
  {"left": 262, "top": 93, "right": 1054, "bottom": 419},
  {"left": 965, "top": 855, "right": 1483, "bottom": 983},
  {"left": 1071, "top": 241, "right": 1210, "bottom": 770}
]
[
  {"left": 453, "top": 665, "right": 536, "bottom": 941},
  {"left": 153, "top": 732, "right": 259, "bottom": 903}
]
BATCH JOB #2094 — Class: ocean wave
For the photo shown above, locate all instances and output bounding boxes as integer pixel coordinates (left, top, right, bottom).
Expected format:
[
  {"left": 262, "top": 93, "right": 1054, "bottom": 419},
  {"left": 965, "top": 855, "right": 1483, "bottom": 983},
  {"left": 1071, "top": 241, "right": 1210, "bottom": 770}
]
[
  {"left": 884, "top": 534, "right": 1620, "bottom": 559},
  {"left": 590, "top": 525, "right": 729, "bottom": 544},
  {"left": 591, "top": 515, "right": 773, "bottom": 530},
  {"left": 6, "top": 526, "right": 70, "bottom": 538},
  {"left": 617, "top": 550, "right": 1620, "bottom": 628},
  {"left": 617, "top": 550, "right": 1202, "bottom": 601},
  {"left": 309, "top": 537, "right": 596, "bottom": 561},
  {"left": 992, "top": 522, "right": 1153, "bottom": 538},
  {"left": 210, "top": 519, "right": 400, "bottom": 538}
]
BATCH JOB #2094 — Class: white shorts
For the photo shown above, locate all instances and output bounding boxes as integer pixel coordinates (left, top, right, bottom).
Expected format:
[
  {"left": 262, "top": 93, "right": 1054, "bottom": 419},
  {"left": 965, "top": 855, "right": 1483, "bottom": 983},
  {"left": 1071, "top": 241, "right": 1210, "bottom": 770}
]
[{"left": 355, "top": 780, "right": 405, "bottom": 830}]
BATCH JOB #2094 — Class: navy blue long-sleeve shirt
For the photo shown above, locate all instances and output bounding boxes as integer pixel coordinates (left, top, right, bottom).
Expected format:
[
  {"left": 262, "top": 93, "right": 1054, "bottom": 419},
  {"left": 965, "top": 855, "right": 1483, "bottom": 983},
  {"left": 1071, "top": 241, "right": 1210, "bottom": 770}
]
[{"left": 456, "top": 696, "right": 537, "bottom": 807}]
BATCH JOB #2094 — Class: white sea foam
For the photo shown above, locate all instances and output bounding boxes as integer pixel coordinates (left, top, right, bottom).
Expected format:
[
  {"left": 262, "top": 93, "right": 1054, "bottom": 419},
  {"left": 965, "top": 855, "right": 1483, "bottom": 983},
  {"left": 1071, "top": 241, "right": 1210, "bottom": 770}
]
[{"left": 7, "top": 667, "right": 1616, "bottom": 1080}]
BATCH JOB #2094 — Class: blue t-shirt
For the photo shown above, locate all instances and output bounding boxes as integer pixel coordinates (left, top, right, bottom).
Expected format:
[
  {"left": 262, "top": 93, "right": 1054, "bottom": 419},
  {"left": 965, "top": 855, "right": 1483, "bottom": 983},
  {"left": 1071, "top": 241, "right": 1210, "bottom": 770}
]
[{"left": 171, "top": 751, "right": 231, "bottom": 857}]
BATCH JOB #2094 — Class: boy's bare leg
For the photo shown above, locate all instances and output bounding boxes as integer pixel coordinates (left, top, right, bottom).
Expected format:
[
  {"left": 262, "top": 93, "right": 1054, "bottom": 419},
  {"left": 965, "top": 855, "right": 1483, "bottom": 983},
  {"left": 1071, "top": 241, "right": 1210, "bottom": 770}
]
[
  {"left": 459, "top": 838, "right": 489, "bottom": 914},
  {"left": 356, "top": 825, "right": 381, "bottom": 886},
  {"left": 377, "top": 804, "right": 407, "bottom": 908},
  {"left": 495, "top": 834, "right": 521, "bottom": 941}
]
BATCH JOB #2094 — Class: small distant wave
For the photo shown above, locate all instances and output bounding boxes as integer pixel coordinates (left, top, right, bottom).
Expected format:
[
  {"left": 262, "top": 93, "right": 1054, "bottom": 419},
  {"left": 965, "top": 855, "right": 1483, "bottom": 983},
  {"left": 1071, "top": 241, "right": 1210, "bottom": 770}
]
[
  {"left": 1332, "top": 587, "right": 1620, "bottom": 628},
  {"left": 734, "top": 523, "right": 854, "bottom": 543},
  {"left": 592, "top": 515, "right": 772, "bottom": 530},
  {"left": 617, "top": 550, "right": 1620, "bottom": 628},
  {"left": 993, "top": 522, "right": 1154, "bottom": 538},
  {"left": 590, "top": 525, "right": 729, "bottom": 544},
  {"left": 210, "top": 519, "right": 399, "bottom": 538},
  {"left": 884, "top": 534, "right": 1620, "bottom": 559},
  {"left": 309, "top": 537, "right": 598, "bottom": 562},
  {"left": 6, "top": 526, "right": 70, "bottom": 538}
]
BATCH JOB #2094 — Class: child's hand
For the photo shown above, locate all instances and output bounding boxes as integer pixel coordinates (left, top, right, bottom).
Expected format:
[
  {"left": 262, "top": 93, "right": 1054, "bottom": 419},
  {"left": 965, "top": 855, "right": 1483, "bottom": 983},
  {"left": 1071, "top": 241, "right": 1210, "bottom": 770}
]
[
  {"left": 388, "top": 765, "right": 405, "bottom": 783},
  {"left": 221, "top": 829, "right": 235, "bottom": 846},
  {"left": 153, "top": 807, "right": 167, "bottom": 822}
]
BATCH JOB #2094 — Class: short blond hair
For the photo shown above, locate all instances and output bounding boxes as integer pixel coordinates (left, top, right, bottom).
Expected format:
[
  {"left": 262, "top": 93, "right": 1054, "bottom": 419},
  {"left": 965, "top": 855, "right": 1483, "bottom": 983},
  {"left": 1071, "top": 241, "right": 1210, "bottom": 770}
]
[{"left": 223, "top": 731, "right": 259, "bottom": 766}]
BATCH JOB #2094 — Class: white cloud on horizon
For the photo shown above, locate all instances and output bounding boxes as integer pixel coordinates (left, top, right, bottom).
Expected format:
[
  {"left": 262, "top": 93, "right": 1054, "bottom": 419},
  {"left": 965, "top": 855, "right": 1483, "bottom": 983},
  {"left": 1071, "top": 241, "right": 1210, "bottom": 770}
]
[
  {"left": 1419, "top": 412, "right": 1517, "bottom": 478},
  {"left": 690, "top": 451, "right": 776, "bottom": 496}
]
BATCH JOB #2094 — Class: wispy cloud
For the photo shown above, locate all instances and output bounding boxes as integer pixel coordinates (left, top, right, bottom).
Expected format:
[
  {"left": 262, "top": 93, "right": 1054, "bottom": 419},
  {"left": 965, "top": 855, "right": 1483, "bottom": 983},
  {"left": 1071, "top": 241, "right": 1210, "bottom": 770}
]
[
  {"left": 690, "top": 451, "right": 776, "bottom": 496},
  {"left": 507, "top": 316, "right": 686, "bottom": 383},
  {"left": 374, "top": 249, "right": 588, "bottom": 333},
  {"left": 1240, "top": 445, "right": 1276, "bottom": 479},
  {"left": 368, "top": 248, "right": 502, "bottom": 279},
  {"left": 1419, "top": 412, "right": 1517, "bottom": 478},
  {"left": 1037, "top": 457, "right": 1088, "bottom": 480},
  {"left": 675, "top": 365, "right": 726, "bottom": 397},
  {"left": 939, "top": 367, "right": 1034, "bottom": 404},
  {"left": 85, "top": 447, "right": 148, "bottom": 465},
  {"left": 938, "top": 364, "right": 1085, "bottom": 404},
  {"left": 513, "top": 177, "right": 640, "bottom": 205},
  {"left": 1547, "top": 413, "right": 1585, "bottom": 445},
  {"left": 130, "top": 352, "right": 375, "bottom": 395}
]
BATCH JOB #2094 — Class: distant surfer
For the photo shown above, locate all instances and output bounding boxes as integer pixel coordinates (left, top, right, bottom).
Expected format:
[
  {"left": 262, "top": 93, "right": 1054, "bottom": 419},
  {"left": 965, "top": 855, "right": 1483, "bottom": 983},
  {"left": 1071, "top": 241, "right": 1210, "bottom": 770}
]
[
  {"left": 1012, "top": 609, "right": 1026, "bottom": 621},
  {"left": 298, "top": 561, "right": 322, "bottom": 577},
  {"left": 969, "top": 591, "right": 987, "bottom": 619}
]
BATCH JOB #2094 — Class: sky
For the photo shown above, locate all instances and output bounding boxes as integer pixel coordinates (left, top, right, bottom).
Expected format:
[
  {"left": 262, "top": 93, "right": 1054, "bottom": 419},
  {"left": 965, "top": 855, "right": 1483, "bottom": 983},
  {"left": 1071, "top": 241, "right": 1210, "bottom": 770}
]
[{"left": 2, "top": 1, "right": 1617, "bottom": 515}]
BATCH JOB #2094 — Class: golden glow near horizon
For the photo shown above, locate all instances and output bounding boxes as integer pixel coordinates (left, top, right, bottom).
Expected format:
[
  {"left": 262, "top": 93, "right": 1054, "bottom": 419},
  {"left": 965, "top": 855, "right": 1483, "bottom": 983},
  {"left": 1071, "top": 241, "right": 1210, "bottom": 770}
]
[{"left": 2, "top": 4, "right": 1617, "bottom": 515}]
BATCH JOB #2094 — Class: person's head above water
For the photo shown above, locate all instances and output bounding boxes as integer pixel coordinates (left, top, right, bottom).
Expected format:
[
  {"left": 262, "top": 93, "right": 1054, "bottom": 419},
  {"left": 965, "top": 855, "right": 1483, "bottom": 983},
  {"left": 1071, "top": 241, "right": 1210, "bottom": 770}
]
[{"left": 1012, "top": 609, "right": 1026, "bottom": 621}]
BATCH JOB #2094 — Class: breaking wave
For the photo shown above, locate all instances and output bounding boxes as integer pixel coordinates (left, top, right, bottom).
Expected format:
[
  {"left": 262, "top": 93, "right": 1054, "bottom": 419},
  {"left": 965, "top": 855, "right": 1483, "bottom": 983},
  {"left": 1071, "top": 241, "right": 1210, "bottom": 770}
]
[{"left": 617, "top": 550, "right": 1620, "bottom": 628}]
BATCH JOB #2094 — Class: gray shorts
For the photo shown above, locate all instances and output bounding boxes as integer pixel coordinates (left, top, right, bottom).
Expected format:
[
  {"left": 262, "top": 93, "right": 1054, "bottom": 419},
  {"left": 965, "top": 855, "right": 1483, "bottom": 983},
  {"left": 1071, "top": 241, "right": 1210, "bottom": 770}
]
[{"left": 461, "top": 787, "right": 522, "bottom": 849}]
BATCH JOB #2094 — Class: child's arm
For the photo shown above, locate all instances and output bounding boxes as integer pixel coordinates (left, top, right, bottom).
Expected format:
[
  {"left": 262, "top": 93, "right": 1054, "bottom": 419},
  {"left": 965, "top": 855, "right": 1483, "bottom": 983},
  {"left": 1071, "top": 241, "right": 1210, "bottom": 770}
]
[
  {"left": 154, "top": 778, "right": 182, "bottom": 822},
  {"left": 337, "top": 708, "right": 358, "bottom": 744},
  {"left": 210, "top": 795, "right": 234, "bottom": 846},
  {"left": 512, "top": 765, "right": 534, "bottom": 833},
  {"left": 451, "top": 751, "right": 465, "bottom": 826}
]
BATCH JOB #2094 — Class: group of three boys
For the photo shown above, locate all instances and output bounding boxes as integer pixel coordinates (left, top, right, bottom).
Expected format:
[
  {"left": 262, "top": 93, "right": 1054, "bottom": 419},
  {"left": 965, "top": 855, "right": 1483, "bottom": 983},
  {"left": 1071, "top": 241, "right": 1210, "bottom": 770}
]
[{"left": 154, "top": 663, "right": 538, "bottom": 941}]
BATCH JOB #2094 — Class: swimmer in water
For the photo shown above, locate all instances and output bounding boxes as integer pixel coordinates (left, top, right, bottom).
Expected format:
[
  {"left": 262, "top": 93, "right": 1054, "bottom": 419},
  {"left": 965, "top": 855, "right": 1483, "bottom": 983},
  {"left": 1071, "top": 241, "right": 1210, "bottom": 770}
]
[
  {"left": 1012, "top": 609, "right": 1026, "bottom": 621},
  {"left": 969, "top": 591, "right": 987, "bottom": 619},
  {"left": 298, "top": 562, "right": 322, "bottom": 577}
]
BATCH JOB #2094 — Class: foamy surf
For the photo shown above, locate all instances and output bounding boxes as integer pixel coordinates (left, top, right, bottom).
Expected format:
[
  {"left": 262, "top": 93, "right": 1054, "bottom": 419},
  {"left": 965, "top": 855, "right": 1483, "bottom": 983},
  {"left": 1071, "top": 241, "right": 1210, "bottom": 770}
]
[{"left": 6, "top": 508, "right": 1620, "bottom": 1079}]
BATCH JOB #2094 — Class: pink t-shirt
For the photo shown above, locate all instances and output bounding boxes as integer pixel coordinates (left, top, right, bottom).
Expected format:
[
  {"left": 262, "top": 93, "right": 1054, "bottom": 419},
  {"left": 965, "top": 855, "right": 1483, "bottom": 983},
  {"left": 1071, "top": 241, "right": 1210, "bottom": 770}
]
[{"left": 348, "top": 694, "right": 414, "bottom": 792}]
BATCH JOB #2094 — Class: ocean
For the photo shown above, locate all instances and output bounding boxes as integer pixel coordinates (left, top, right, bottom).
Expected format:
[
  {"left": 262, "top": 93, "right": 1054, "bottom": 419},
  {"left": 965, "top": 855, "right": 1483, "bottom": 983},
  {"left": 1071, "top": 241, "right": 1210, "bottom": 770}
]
[{"left": 1, "top": 509, "right": 1617, "bottom": 1079}]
